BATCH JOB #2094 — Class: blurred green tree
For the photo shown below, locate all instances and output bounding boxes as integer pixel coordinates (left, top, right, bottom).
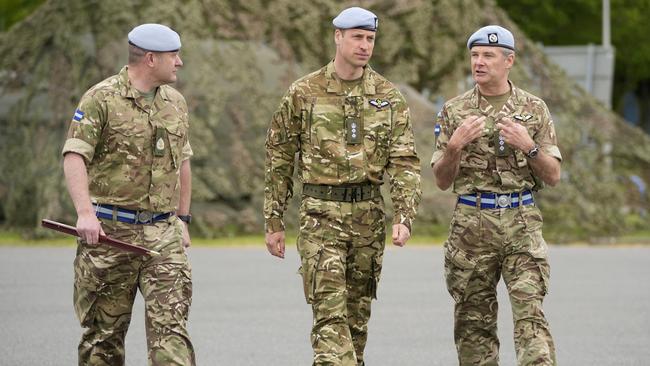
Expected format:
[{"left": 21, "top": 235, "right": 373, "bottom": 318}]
[
  {"left": 497, "top": 0, "right": 650, "bottom": 132},
  {"left": 0, "top": 0, "right": 46, "bottom": 31}
]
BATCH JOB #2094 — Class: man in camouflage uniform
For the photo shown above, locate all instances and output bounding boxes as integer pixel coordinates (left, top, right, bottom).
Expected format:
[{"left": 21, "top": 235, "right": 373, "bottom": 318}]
[
  {"left": 62, "top": 24, "right": 195, "bottom": 365},
  {"left": 264, "top": 7, "right": 421, "bottom": 366},
  {"left": 432, "top": 25, "right": 561, "bottom": 365}
]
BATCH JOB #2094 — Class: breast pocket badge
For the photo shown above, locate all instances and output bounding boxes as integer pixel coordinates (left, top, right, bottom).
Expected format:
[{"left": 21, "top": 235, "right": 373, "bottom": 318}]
[{"left": 369, "top": 99, "right": 390, "bottom": 110}]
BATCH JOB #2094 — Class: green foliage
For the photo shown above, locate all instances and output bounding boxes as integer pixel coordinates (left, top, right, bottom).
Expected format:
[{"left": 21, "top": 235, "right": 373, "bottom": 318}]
[
  {"left": 0, "top": 0, "right": 46, "bottom": 31},
  {"left": 497, "top": 0, "right": 650, "bottom": 101}
]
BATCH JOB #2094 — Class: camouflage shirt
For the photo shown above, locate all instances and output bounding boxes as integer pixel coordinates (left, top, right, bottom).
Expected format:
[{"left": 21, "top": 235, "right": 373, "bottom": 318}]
[
  {"left": 430, "top": 82, "right": 561, "bottom": 194},
  {"left": 264, "top": 61, "right": 422, "bottom": 232},
  {"left": 62, "top": 66, "right": 193, "bottom": 212}
]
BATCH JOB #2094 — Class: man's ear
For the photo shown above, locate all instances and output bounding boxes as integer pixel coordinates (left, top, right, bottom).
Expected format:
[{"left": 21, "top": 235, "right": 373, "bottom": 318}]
[
  {"left": 505, "top": 53, "right": 515, "bottom": 69},
  {"left": 334, "top": 29, "right": 343, "bottom": 46},
  {"left": 145, "top": 52, "right": 156, "bottom": 67}
]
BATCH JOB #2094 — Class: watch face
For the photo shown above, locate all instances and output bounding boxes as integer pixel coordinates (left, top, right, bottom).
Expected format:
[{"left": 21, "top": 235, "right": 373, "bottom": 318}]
[{"left": 528, "top": 147, "right": 539, "bottom": 158}]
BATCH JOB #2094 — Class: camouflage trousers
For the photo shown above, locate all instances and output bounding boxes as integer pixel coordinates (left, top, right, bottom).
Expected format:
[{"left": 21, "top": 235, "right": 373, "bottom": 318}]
[
  {"left": 73, "top": 216, "right": 195, "bottom": 366},
  {"left": 444, "top": 203, "right": 556, "bottom": 366},
  {"left": 297, "top": 195, "right": 386, "bottom": 366}
]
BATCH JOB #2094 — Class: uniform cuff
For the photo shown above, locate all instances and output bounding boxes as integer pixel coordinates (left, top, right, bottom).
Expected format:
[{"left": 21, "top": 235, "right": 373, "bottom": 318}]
[
  {"left": 182, "top": 141, "right": 194, "bottom": 161},
  {"left": 62, "top": 138, "right": 94, "bottom": 163},
  {"left": 265, "top": 217, "right": 285, "bottom": 233},
  {"left": 542, "top": 145, "right": 562, "bottom": 162},
  {"left": 430, "top": 150, "right": 444, "bottom": 167},
  {"left": 392, "top": 214, "right": 412, "bottom": 232}
]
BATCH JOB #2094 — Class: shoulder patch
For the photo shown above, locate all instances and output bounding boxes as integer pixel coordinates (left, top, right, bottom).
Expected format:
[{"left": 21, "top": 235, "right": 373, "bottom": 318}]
[
  {"left": 72, "top": 109, "right": 84, "bottom": 122},
  {"left": 369, "top": 98, "right": 390, "bottom": 110},
  {"left": 434, "top": 124, "right": 441, "bottom": 136}
]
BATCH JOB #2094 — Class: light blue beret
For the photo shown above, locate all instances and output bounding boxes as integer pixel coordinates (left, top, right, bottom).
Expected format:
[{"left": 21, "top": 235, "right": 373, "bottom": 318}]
[
  {"left": 333, "top": 7, "right": 378, "bottom": 32},
  {"left": 128, "top": 23, "right": 181, "bottom": 52},
  {"left": 467, "top": 25, "right": 515, "bottom": 50}
]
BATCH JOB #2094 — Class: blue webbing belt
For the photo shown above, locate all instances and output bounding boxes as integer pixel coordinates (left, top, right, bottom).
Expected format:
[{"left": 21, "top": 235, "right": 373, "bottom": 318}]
[
  {"left": 93, "top": 203, "right": 173, "bottom": 224},
  {"left": 458, "top": 190, "right": 534, "bottom": 209}
]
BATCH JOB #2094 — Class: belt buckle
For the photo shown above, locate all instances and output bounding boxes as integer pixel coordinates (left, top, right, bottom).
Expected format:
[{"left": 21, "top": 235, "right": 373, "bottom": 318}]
[
  {"left": 138, "top": 211, "right": 153, "bottom": 223},
  {"left": 497, "top": 194, "right": 511, "bottom": 208}
]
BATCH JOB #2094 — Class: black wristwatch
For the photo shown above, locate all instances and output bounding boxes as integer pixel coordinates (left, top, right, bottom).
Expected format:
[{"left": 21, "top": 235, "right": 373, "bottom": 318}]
[
  {"left": 526, "top": 145, "right": 540, "bottom": 159},
  {"left": 178, "top": 214, "right": 192, "bottom": 224}
]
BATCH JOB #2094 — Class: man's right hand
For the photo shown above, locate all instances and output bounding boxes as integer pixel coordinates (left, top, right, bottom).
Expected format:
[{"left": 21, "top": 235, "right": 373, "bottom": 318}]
[
  {"left": 265, "top": 231, "right": 286, "bottom": 259},
  {"left": 448, "top": 115, "right": 486, "bottom": 151},
  {"left": 76, "top": 213, "right": 105, "bottom": 245}
]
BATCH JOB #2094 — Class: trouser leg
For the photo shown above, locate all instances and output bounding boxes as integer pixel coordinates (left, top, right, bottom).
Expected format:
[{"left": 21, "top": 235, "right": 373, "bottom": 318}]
[
  {"left": 450, "top": 257, "right": 502, "bottom": 366},
  {"left": 346, "top": 203, "right": 385, "bottom": 365},
  {"left": 141, "top": 219, "right": 195, "bottom": 366},
  {"left": 444, "top": 205, "right": 501, "bottom": 366},
  {"left": 74, "top": 243, "right": 138, "bottom": 366},
  {"left": 298, "top": 204, "right": 357, "bottom": 365},
  {"left": 307, "top": 240, "right": 357, "bottom": 366},
  {"left": 502, "top": 253, "right": 556, "bottom": 366}
]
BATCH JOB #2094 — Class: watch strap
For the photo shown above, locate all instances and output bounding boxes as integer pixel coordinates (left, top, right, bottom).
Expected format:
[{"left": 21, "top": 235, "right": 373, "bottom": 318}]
[{"left": 178, "top": 214, "right": 192, "bottom": 224}]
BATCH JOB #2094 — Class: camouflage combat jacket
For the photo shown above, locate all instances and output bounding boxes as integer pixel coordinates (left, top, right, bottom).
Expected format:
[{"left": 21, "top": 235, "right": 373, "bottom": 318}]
[
  {"left": 62, "top": 66, "right": 193, "bottom": 212},
  {"left": 430, "top": 82, "right": 562, "bottom": 194},
  {"left": 264, "top": 61, "right": 422, "bottom": 233}
]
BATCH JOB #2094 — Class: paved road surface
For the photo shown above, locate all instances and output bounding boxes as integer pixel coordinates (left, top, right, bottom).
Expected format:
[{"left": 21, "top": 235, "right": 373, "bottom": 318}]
[{"left": 1, "top": 245, "right": 648, "bottom": 365}]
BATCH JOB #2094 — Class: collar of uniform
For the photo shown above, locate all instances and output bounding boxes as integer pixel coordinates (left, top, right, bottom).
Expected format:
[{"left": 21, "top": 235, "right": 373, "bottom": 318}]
[
  {"left": 118, "top": 66, "right": 136, "bottom": 99},
  {"left": 469, "top": 80, "right": 525, "bottom": 110},
  {"left": 118, "top": 65, "right": 172, "bottom": 102},
  {"left": 325, "top": 60, "right": 377, "bottom": 95}
]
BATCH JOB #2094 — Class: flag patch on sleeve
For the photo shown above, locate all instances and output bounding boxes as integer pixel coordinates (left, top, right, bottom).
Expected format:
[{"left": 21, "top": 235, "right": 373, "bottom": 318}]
[{"left": 72, "top": 109, "right": 84, "bottom": 122}]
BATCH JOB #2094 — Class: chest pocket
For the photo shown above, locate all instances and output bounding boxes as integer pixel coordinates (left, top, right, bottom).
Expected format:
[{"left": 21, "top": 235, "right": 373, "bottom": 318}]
[
  {"left": 460, "top": 150, "right": 489, "bottom": 169},
  {"left": 363, "top": 101, "right": 392, "bottom": 165},
  {"left": 105, "top": 111, "right": 151, "bottom": 165},
  {"left": 512, "top": 113, "right": 540, "bottom": 138},
  {"left": 308, "top": 98, "right": 345, "bottom": 161}
]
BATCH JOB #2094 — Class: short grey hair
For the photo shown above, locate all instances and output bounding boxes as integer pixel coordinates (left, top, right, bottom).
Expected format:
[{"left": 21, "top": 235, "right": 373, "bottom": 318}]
[
  {"left": 501, "top": 48, "right": 515, "bottom": 58},
  {"left": 128, "top": 43, "right": 148, "bottom": 65}
]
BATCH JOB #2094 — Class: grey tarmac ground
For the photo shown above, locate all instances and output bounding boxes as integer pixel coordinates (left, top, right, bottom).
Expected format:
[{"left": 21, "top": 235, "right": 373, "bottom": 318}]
[{"left": 1, "top": 245, "right": 649, "bottom": 366}]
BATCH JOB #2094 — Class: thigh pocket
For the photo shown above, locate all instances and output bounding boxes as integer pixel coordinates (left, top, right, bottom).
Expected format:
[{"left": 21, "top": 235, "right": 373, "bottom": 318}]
[
  {"left": 444, "top": 244, "right": 478, "bottom": 303},
  {"left": 298, "top": 243, "right": 323, "bottom": 304},
  {"left": 532, "top": 257, "right": 551, "bottom": 296},
  {"left": 369, "top": 254, "right": 383, "bottom": 299},
  {"left": 73, "top": 254, "right": 104, "bottom": 327}
]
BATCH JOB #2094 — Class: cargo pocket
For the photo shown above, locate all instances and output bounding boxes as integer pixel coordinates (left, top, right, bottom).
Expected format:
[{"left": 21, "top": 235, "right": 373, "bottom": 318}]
[
  {"left": 298, "top": 245, "right": 323, "bottom": 304},
  {"left": 444, "top": 244, "right": 478, "bottom": 303},
  {"left": 533, "top": 257, "right": 551, "bottom": 296},
  {"left": 73, "top": 256, "right": 103, "bottom": 327},
  {"left": 368, "top": 254, "right": 383, "bottom": 299}
]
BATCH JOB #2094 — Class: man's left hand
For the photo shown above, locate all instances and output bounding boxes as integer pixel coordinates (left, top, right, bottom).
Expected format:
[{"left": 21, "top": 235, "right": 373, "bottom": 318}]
[
  {"left": 392, "top": 224, "right": 411, "bottom": 247},
  {"left": 496, "top": 117, "right": 535, "bottom": 152}
]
